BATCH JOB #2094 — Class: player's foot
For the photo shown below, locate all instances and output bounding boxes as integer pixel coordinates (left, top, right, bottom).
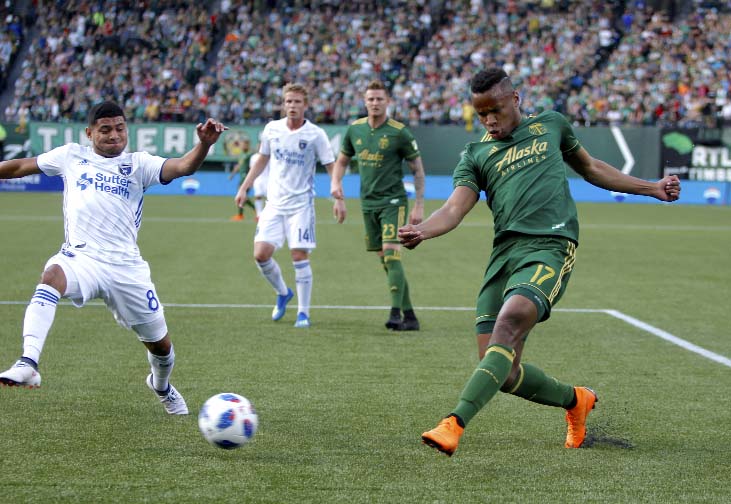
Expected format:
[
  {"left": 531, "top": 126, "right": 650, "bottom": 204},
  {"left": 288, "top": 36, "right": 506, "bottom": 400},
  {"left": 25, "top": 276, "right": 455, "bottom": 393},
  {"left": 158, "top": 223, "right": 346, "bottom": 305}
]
[
  {"left": 146, "top": 374, "right": 189, "bottom": 415},
  {"left": 0, "top": 359, "right": 41, "bottom": 388},
  {"left": 564, "top": 386, "right": 598, "bottom": 448},
  {"left": 421, "top": 415, "right": 464, "bottom": 456},
  {"left": 398, "top": 314, "right": 420, "bottom": 331},
  {"left": 294, "top": 312, "right": 311, "bottom": 328},
  {"left": 230, "top": 214, "right": 244, "bottom": 221},
  {"left": 272, "top": 288, "right": 294, "bottom": 321},
  {"left": 385, "top": 308, "right": 401, "bottom": 330}
]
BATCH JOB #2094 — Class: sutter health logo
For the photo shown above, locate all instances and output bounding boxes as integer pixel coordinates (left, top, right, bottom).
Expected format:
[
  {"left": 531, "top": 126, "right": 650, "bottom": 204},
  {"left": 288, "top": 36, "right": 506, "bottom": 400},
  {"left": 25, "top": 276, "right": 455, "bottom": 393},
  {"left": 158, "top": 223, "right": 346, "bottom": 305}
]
[
  {"left": 77, "top": 173, "right": 93, "bottom": 190},
  {"left": 77, "top": 172, "right": 131, "bottom": 198}
]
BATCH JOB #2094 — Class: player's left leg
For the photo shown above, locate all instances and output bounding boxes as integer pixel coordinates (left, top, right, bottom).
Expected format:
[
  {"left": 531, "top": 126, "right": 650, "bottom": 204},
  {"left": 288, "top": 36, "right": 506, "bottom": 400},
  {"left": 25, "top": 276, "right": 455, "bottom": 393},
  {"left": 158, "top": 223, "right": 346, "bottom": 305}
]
[
  {"left": 496, "top": 237, "right": 597, "bottom": 447},
  {"left": 107, "top": 259, "right": 187, "bottom": 415},
  {"left": 286, "top": 206, "right": 316, "bottom": 328}
]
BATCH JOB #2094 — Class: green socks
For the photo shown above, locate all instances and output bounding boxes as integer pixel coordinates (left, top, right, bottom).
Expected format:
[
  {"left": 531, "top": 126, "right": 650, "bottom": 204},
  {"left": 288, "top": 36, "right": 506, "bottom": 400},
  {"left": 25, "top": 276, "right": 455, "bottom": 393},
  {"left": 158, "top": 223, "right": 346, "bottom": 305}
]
[
  {"left": 453, "top": 344, "right": 515, "bottom": 425},
  {"left": 383, "top": 249, "right": 413, "bottom": 311},
  {"left": 502, "top": 363, "right": 575, "bottom": 408}
]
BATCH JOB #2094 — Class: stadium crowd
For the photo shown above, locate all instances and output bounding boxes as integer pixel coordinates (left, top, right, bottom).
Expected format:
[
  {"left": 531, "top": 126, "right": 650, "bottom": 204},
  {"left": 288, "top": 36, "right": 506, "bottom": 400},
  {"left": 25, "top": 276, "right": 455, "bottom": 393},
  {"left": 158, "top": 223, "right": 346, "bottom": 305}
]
[{"left": 2, "top": 0, "right": 730, "bottom": 128}]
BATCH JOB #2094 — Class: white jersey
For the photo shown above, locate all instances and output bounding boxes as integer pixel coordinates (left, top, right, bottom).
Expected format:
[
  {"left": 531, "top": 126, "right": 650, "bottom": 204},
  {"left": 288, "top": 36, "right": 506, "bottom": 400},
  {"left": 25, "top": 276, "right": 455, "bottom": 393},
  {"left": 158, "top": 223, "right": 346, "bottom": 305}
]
[
  {"left": 259, "top": 118, "right": 334, "bottom": 212},
  {"left": 37, "top": 144, "right": 167, "bottom": 263}
]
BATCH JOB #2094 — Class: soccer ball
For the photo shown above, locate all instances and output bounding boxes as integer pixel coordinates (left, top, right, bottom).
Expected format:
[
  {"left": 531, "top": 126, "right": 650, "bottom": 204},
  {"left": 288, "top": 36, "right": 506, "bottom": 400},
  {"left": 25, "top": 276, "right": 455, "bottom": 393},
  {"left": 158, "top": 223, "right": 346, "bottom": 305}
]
[{"left": 198, "top": 393, "right": 258, "bottom": 449}]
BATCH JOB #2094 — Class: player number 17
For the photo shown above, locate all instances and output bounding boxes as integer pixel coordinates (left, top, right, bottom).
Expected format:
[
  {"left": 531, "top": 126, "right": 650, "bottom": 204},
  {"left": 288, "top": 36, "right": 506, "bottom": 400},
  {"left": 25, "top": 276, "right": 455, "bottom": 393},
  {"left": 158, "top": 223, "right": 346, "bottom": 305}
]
[{"left": 530, "top": 264, "right": 555, "bottom": 285}]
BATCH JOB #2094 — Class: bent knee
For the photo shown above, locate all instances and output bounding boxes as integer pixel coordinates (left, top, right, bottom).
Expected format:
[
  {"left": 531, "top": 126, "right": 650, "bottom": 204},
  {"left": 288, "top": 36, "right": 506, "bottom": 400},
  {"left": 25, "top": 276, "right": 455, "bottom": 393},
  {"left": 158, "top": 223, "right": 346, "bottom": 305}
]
[{"left": 40, "top": 264, "right": 67, "bottom": 294}]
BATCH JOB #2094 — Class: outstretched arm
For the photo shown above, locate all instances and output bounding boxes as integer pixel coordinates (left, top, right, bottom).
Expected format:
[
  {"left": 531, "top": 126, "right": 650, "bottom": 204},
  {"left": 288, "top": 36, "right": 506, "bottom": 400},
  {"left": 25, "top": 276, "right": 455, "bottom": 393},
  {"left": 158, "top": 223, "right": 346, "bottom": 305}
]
[
  {"left": 567, "top": 147, "right": 681, "bottom": 202},
  {"left": 0, "top": 157, "right": 41, "bottom": 179},
  {"left": 161, "top": 119, "right": 227, "bottom": 183},
  {"left": 398, "top": 185, "right": 479, "bottom": 249},
  {"left": 406, "top": 156, "right": 425, "bottom": 225}
]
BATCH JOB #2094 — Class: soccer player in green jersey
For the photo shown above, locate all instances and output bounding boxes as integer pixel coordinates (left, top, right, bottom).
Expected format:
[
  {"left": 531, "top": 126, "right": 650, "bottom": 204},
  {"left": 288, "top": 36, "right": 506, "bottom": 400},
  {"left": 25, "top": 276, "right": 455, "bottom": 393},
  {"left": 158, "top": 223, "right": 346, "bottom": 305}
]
[
  {"left": 227, "top": 134, "right": 256, "bottom": 221},
  {"left": 398, "top": 68, "right": 681, "bottom": 456},
  {"left": 331, "top": 80, "right": 426, "bottom": 331}
]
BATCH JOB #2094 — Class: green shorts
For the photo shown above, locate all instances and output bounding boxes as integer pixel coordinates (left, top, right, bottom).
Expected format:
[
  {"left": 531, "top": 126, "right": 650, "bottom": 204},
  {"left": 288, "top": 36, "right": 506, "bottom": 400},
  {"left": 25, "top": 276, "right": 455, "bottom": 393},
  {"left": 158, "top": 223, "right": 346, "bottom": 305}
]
[
  {"left": 475, "top": 234, "right": 577, "bottom": 334},
  {"left": 362, "top": 203, "right": 408, "bottom": 251}
]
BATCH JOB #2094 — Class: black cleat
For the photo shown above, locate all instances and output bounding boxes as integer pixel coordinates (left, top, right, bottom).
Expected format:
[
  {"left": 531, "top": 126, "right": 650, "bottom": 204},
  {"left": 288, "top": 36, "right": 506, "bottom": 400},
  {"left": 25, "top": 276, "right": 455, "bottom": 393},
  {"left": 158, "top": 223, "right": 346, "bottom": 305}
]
[
  {"left": 385, "top": 308, "right": 402, "bottom": 330},
  {"left": 398, "top": 317, "right": 420, "bottom": 331}
]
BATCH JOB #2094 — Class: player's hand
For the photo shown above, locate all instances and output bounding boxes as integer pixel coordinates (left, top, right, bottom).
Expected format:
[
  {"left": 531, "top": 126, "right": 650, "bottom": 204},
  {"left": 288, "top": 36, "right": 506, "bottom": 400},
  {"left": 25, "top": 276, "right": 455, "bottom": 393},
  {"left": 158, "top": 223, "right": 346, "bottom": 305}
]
[
  {"left": 333, "top": 198, "right": 346, "bottom": 224},
  {"left": 409, "top": 203, "right": 424, "bottom": 226},
  {"left": 234, "top": 186, "right": 249, "bottom": 208},
  {"left": 197, "top": 119, "right": 228, "bottom": 146},
  {"left": 330, "top": 184, "right": 344, "bottom": 200},
  {"left": 655, "top": 175, "right": 681, "bottom": 202},
  {"left": 398, "top": 224, "right": 424, "bottom": 250}
]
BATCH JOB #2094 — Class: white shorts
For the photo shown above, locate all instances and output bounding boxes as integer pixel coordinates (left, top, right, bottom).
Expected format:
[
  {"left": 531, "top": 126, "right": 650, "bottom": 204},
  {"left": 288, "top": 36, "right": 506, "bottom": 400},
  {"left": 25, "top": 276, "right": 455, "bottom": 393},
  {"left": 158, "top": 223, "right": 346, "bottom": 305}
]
[
  {"left": 254, "top": 204, "right": 316, "bottom": 251},
  {"left": 253, "top": 164, "right": 269, "bottom": 197},
  {"left": 46, "top": 250, "right": 168, "bottom": 342}
]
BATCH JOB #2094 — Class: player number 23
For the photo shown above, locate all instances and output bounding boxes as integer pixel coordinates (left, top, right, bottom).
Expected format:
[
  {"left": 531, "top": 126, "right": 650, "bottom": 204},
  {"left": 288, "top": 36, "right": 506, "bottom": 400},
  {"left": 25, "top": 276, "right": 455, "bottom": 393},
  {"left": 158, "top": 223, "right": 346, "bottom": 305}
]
[
  {"left": 530, "top": 264, "right": 555, "bottom": 285},
  {"left": 382, "top": 224, "right": 396, "bottom": 240}
]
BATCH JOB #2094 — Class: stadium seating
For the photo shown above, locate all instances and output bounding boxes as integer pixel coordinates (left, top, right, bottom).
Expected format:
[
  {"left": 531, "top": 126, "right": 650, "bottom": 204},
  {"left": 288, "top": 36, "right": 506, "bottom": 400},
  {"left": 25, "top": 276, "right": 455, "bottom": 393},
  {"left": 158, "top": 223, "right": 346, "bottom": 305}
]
[{"left": 1, "top": 0, "right": 729, "bottom": 127}]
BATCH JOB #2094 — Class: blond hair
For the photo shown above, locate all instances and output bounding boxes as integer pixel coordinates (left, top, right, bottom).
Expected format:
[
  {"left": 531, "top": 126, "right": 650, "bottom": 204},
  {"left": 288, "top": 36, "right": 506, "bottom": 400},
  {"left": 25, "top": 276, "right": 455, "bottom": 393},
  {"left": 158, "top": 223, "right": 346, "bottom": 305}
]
[{"left": 282, "top": 83, "right": 309, "bottom": 103}]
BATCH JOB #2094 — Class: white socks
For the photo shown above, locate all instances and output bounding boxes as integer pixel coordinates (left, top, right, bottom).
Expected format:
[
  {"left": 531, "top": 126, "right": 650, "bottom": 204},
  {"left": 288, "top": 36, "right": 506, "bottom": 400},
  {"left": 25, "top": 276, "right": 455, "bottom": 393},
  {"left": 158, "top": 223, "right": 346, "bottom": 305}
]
[
  {"left": 148, "top": 345, "right": 175, "bottom": 392},
  {"left": 256, "top": 258, "right": 288, "bottom": 295},
  {"left": 21, "top": 284, "right": 61, "bottom": 364},
  {"left": 294, "top": 259, "right": 312, "bottom": 316}
]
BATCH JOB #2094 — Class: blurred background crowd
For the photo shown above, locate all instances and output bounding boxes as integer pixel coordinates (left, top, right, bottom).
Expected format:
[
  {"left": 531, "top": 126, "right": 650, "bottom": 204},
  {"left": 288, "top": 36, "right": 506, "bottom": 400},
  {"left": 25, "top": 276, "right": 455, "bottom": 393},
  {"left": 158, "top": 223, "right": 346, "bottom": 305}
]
[{"left": 1, "top": 0, "right": 729, "bottom": 129}]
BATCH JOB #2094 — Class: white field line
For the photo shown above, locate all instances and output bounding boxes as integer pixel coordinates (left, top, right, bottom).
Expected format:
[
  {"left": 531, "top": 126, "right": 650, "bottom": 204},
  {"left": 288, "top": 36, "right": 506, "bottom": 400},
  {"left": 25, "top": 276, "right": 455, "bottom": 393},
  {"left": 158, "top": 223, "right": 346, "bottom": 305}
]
[
  {"left": 603, "top": 309, "right": 731, "bottom": 368},
  {"left": 1, "top": 302, "right": 728, "bottom": 367},
  {"left": 1, "top": 214, "right": 730, "bottom": 232}
]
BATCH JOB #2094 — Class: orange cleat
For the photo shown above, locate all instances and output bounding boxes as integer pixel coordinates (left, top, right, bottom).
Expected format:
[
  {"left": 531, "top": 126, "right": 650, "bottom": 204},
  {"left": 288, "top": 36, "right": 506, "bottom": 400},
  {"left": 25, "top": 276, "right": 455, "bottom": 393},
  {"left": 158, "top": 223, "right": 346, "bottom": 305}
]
[
  {"left": 565, "top": 386, "right": 598, "bottom": 448},
  {"left": 421, "top": 415, "right": 464, "bottom": 456},
  {"left": 230, "top": 214, "right": 244, "bottom": 221}
]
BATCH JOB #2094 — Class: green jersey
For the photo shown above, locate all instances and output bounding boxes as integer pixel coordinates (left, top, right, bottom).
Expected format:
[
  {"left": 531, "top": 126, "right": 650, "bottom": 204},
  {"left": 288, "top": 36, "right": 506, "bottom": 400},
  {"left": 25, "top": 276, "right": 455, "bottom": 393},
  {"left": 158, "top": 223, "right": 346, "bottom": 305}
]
[
  {"left": 453, "top": 110, "right": 581, "bottom": 243},
  {"left": 341, "top": 117, "right": 420, "bottom": 210}
]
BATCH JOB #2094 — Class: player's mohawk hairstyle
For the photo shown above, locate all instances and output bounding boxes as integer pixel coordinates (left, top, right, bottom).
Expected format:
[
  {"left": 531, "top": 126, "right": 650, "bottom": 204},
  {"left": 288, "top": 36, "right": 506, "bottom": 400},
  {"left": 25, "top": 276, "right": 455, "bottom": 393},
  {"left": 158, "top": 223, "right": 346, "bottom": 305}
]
[
  {"left": 87, "top": 101, "right": 125, "bottom": 126},
  {"left": 470, "top": 69, "right": 512, "bottom": 95}
]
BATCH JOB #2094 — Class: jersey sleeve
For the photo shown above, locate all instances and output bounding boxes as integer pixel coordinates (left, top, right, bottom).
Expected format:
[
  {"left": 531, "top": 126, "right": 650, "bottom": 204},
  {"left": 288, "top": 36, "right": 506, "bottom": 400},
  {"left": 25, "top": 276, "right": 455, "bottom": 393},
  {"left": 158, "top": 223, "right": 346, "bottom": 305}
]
[
  {"left": 36, "top": 144, "right": 71, "bottom": 176},
  {"left": 452, "top": 146, "right": 482, "bottom": 195},
  {"left": 315, "top": 127, "right": 335, "bottom": 165},
  {"left": 398, "top": 127, "right": 421, "bottom": 161},
  {"left": 134, "top": 151, "right": 167, "bottom": 189},
  {"left": 259, "top": 124, "right": 272, "bottom": 156},
  {"left": 340, "top": 126, "right": 355, "bottom": 157},
  {"left": 555, "top": 112, "right": 582, "bottom": 156}
]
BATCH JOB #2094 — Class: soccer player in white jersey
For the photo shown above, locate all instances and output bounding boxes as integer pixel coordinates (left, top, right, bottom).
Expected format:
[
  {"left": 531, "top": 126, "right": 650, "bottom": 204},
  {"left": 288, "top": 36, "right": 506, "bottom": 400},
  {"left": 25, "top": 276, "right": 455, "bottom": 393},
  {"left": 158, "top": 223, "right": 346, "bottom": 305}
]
[
  {"left": 235, "top": 83, "right": 345, "bottom": 328},
  {"left": 0, "top": 101, "right": 227, "bottom": 415}
]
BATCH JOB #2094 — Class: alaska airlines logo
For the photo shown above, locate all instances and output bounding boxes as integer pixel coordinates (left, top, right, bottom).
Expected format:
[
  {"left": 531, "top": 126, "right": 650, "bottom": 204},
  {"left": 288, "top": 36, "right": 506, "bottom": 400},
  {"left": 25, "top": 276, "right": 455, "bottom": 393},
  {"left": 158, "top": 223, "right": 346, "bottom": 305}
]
[
  {"left": 528, "top": 123, "right": 546, "bottom": 135},
  {"left": 77, "top": 173, "right": 93, "bottom": 190},
  {"left": 358, "top": 149, "right": 384, "bottom": 166},
  {"left": 495, "top": 138, "right": 548, "bottom": 176}
]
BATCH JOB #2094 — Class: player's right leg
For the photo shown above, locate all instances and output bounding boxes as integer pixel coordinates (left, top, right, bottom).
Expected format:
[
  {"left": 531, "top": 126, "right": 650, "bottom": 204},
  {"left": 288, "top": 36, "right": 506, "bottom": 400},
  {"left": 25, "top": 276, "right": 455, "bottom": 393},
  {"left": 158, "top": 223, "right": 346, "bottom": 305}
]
[
  {"left": 1, "top": 260, "right": 71, "bottom": 387},
  {"left": 254, "top": 209, "right": 292, "bottom": 321}
]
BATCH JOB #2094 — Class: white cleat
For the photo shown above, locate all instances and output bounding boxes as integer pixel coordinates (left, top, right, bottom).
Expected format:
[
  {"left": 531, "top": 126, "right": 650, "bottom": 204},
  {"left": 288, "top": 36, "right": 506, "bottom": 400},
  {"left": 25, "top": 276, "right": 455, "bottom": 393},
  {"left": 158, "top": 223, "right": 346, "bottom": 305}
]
[
  {"left": 0, "top": 360, "right": 41, "bottom": 388},
  {"left": 146, "top": 374, "right": 188, "bottom": 415}
]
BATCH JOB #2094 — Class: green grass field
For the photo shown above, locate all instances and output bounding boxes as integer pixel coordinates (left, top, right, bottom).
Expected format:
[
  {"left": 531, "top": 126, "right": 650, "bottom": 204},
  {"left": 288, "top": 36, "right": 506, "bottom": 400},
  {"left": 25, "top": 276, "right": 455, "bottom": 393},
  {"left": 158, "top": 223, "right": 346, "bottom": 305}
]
[{"left": 1, "top": 192, "right": 729, "bottom": 503}]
